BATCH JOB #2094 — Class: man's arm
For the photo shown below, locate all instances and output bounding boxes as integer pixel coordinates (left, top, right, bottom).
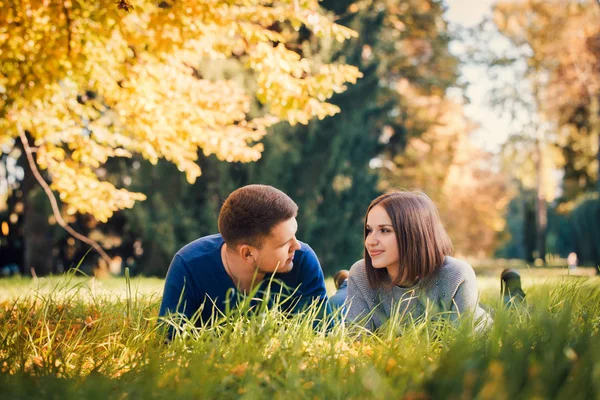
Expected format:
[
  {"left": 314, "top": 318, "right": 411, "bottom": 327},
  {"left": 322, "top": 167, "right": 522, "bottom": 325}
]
[
  {"left": 291, "top": 243, "right": 331, "bottom": 315},
  {"left": 158, "top": 254, "right": 201, "bottom": 331}
]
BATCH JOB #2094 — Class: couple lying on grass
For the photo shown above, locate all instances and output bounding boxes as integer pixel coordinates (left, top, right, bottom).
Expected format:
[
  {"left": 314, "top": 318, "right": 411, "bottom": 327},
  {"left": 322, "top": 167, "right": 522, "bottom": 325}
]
[{"left": 158, "top": 184, "right": 489, "bottom": 337}]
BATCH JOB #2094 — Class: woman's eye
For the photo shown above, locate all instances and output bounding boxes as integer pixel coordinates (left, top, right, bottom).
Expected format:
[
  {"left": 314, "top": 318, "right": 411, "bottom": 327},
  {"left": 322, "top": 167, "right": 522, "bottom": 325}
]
[{"left": 381, "top": 228, "right": 391, "bottom": 233}]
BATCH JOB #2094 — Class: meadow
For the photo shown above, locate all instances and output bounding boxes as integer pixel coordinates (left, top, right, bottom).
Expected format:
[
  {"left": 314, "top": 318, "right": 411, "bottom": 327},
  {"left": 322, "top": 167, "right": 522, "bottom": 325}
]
[{"left": 0, "top": 267, "right": 599, "bottom": 399}]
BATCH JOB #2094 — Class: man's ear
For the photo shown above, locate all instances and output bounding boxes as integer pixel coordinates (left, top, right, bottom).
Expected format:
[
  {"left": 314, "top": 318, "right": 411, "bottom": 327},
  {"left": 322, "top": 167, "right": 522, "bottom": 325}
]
[{"left": 238, "top": 244, "right": 256, "bottom": 264}]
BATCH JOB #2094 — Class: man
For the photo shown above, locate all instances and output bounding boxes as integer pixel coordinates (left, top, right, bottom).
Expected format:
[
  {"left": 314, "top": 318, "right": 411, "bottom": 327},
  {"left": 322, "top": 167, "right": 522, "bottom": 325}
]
[
  {"left": 158, "top": 185, "right": 329, "bottom": 332},
  {"left": 329, "top": 269, "right": 348, "bottom": 311}
]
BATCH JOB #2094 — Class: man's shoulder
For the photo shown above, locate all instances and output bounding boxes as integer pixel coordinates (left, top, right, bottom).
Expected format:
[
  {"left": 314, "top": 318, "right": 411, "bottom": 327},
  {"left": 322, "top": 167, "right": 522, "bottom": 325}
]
[
  {"left": 295, "top": 241, "right": 320, "bottom": 267},
  {"left": 176, "top": 234, "right": 224, "bottom": 265},
  {"left": 298, "top": 240, "right": 315, "bottom": 254}
]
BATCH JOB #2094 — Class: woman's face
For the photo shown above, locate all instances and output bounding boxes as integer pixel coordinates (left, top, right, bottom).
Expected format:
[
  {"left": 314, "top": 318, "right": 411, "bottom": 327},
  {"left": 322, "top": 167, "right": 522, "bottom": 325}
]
[{"left": 365, "top": 205, "right": 400, "bottom": 279}]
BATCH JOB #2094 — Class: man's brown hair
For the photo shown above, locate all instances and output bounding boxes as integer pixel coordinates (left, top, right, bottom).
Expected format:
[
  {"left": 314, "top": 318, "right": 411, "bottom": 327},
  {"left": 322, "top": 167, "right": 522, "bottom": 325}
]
[
  {"left": 364, "top": 190, "right": 453, "bottom": 288},
  {"left": 218, "top": 185, "right": 298, "bottom": 248},
  {"left": 333, "top": 270, "right": 349, "bottom": 290}
]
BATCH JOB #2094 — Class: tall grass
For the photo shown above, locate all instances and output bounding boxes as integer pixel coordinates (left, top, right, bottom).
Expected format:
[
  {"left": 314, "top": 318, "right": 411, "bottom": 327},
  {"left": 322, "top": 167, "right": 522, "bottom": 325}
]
[{"left": 0, "top": 271, "right": 599, "bottom": 399}]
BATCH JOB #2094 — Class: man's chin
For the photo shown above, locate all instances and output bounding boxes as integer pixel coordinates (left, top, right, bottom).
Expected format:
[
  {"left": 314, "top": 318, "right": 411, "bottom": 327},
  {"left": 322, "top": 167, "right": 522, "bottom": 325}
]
[
  {"left": 275, "top": 260, "right": 294, "bottom": 274},
  {"left": 278, "top": 261, "right": 294, "bottom": 273},
  {"left": 259, "top": 261, "right": 293, "bottom": 275}
]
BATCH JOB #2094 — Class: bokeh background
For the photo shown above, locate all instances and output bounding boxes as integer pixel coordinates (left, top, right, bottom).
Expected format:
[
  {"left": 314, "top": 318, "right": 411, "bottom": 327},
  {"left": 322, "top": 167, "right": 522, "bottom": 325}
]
[{"left": 0, "top": 0, "right": 598, "bottom": 278}]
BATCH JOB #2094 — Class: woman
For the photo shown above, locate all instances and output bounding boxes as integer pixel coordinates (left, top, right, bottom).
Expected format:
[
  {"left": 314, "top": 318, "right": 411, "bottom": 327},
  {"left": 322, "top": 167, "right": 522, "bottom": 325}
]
[{"left": 345, "top": 190, "right": 489, "bottom": 331}]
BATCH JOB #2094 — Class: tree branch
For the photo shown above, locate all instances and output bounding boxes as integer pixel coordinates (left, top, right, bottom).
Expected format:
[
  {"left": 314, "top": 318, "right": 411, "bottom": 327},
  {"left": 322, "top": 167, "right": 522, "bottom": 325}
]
[
  {"left": 17, "top": 125, "right": 113, "bottom": 266},
  {"left": 62, "top": 0, "right": 72, "bottom": 55}
]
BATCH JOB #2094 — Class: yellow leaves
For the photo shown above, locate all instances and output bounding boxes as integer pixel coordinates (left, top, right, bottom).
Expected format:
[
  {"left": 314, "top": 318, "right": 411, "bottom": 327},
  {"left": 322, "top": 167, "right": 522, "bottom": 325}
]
[
  {"left": 385, "top": 358, "right": 398, "bottom": 374},
  {"left": 45, "top": 160, "right": 146, "bottom": 222},
  {"left": 250, "top": 43, "right": 362, "bottom": 125},
  {"left": 1, "top": 0, "right": 362, "bottom": 223},
  {"left": 230, "top": 361, "right": 249, "bottom": 377},
  {"left": 478, "top": 360, "right": 508, "bottom": 400},
  {"left": 361, "top": 344, "right": 373, "bottom": 358},
  {"left": 302, "top": 380, "right": 315, "bottom": 389}
]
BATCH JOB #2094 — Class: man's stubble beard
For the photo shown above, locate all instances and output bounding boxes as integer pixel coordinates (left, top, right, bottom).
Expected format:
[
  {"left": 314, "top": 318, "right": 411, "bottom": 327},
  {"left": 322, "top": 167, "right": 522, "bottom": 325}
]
[{"left": 252, "top": 257, "right": 292, "bottom": 275}]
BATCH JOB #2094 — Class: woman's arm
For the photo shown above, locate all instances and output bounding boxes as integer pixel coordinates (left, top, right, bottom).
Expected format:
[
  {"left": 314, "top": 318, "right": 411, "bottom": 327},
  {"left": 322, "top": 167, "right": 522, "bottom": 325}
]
[
  {"left": 345, "top": 262, "right": 379, "bottom": 330},
  {"left": 449, "top": 278, "right": 478, "bottom": 317},
  {"left": 448, "top": 265, "right": 491, "bottom": 328}
]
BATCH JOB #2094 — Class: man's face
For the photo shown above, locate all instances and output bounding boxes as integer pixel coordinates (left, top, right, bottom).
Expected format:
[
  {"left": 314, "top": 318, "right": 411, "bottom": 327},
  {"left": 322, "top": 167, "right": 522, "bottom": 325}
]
[{"left": 253, "top": 217, "right": 301, "bottom": 274}]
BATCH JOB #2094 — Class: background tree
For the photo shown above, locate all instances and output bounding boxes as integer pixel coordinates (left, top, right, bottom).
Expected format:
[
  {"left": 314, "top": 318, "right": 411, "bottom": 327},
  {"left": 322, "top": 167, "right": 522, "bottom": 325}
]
[
  {"left": 0, "top": 0, "right": 363, "bottom": 274},
  {"left": 489, "top": 0, "right": 600, "bottom": 266},
  {"left": 379, "top": 97, "right": 511, "bottom": 258},
  {"left": 2, "top": 0, "right": 514, "bottom": 276}
]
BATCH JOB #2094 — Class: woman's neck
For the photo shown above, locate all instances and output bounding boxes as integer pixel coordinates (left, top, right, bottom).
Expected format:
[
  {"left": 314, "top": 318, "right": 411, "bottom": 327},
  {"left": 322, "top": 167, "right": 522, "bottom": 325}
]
[{"left": 387, "top": 265, "right": 416, "bottom": 288}]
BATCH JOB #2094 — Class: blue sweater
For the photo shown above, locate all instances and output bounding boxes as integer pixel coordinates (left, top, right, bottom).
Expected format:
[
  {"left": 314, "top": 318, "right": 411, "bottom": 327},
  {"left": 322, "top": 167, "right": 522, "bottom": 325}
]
[{"left": 158, "top": 234, "right": 329, "bottom": 325}]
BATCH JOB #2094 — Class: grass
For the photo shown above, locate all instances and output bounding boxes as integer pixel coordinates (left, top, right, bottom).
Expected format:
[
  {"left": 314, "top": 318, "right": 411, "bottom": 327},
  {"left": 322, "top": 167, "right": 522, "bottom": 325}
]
[{"left": 0, "top": 268, "right": 599, "bottom": 399}]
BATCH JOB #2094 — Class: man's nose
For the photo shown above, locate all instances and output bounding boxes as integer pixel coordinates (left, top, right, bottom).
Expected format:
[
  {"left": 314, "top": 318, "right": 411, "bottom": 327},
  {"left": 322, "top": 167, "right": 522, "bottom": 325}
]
[{"left": 291, "top": 237, "right": 301, "bottom": 251}]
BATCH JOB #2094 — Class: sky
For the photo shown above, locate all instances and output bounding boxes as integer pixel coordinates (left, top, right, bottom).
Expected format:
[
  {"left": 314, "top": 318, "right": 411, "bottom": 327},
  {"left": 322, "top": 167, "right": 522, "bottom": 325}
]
[{"left": 444, "top": 0, "right": 513, "bottom": 153}]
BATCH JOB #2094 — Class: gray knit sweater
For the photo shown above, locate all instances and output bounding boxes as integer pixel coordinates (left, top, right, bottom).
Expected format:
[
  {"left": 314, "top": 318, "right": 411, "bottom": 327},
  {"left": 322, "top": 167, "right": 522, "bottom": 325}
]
[{"left": 345, "top": 256, "right": 489, "bottom": 330}]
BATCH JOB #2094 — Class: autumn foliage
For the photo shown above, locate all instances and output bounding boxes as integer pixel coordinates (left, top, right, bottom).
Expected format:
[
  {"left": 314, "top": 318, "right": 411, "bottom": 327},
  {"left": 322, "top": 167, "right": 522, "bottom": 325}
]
[{"left": 0, "top": 0, "right": 362, "bottom": 222}]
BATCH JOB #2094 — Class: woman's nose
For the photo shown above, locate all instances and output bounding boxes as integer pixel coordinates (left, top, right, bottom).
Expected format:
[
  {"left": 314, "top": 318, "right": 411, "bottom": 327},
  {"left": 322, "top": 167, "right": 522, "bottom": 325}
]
[{"left": 365, "top": 233, "right": 378, "bottom": 246}]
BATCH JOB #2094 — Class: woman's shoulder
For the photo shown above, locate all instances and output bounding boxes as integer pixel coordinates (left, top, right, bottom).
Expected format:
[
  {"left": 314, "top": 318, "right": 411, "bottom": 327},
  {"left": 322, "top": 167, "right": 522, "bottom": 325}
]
[
  {"left": 348, "top": 259, "right": 374, "bottom": 292},
  {"left": 347, "top": 259, "right": 379, "bottom": 302},
  {"left": 432, "top": 256, "right": 476, "bottom": 283},
  {"left": 349, "top": 259, "right": 367, "bottom": 278}
]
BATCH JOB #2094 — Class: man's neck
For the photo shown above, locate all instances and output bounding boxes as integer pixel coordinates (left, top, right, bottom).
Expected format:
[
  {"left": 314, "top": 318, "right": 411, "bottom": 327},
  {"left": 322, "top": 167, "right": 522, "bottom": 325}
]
[{"left": 221, "top": 244, "right": 265, "bottom": 293}]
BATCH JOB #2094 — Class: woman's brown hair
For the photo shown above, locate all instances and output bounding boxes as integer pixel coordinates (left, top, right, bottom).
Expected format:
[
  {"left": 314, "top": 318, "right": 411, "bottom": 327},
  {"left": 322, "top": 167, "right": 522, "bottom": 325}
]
[{"left": 364, "top": 190, "right": 453, "bottom": 288}]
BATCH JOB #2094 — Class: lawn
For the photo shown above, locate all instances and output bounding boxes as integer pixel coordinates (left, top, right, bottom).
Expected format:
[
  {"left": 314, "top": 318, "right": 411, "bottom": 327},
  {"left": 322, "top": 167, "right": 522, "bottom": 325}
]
[{"left": 0, "top": 267, "right": 599, "bottom": 399}]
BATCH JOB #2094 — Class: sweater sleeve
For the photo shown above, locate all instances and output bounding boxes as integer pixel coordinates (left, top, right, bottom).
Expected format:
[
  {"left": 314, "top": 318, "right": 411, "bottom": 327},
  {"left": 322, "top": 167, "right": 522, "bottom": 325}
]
[
  {"left": 345, "top": 260, "right": 376, "bottom": 330},
  {"left": 449, "top": 279, "right": 478, "bottom": 317},
  {"left": 450, "top": 273, "right": 492, "bottom": 329},
  {"left": 448, "top": 261, "right": 479, "bottom": 319}
]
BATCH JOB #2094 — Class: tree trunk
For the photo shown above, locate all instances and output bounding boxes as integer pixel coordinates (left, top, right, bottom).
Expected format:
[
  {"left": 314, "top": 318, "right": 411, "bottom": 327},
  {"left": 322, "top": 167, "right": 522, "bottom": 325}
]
[
  {"left": 18, "top": 136, "right": 55, "bottom": 276},
  {"left": 591, "top": 94, "right": 600, "bottom": 194},
  {"left": 535, "top": 139, "right": 547, "bottom": 263},
  {"left": 591, "top": 94, "right": 600, "bottom": 274}
]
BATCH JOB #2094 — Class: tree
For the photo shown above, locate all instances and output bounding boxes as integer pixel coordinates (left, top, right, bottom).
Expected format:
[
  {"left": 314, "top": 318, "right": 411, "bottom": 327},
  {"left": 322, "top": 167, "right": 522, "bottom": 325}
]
[
  {"left": 94, "top": 0, "right": 464, "bottom": 275},
  {"left": 379, "top": 98, "right": 511, "bottom": 258},
  {"left": 491, "top": 0, "right": 600, "bottom": 263},
  {"left": 0, "top": 0, "right": 362, "bottom": 223},
  {"left": 243, "top": 0, "right": 463, "bottom": 271},
  {"left": 1, "top": 0, "right": 468, "bottom": 275},
  {"left": 0, "top": 0, "right": 366, "bottom": 273}
]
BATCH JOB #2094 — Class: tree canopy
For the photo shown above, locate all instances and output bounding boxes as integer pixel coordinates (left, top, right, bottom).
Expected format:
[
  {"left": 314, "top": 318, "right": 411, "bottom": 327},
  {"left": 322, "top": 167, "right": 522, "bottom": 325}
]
[{"left": 0, "top": 0, "right": 362, "bottom": 222}]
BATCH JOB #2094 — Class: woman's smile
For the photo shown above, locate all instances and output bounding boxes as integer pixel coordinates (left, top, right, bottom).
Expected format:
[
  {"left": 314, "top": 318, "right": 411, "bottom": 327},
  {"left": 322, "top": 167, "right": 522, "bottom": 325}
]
[{"left": 369, "top": 249, "right": 384, "bottom": 257}]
